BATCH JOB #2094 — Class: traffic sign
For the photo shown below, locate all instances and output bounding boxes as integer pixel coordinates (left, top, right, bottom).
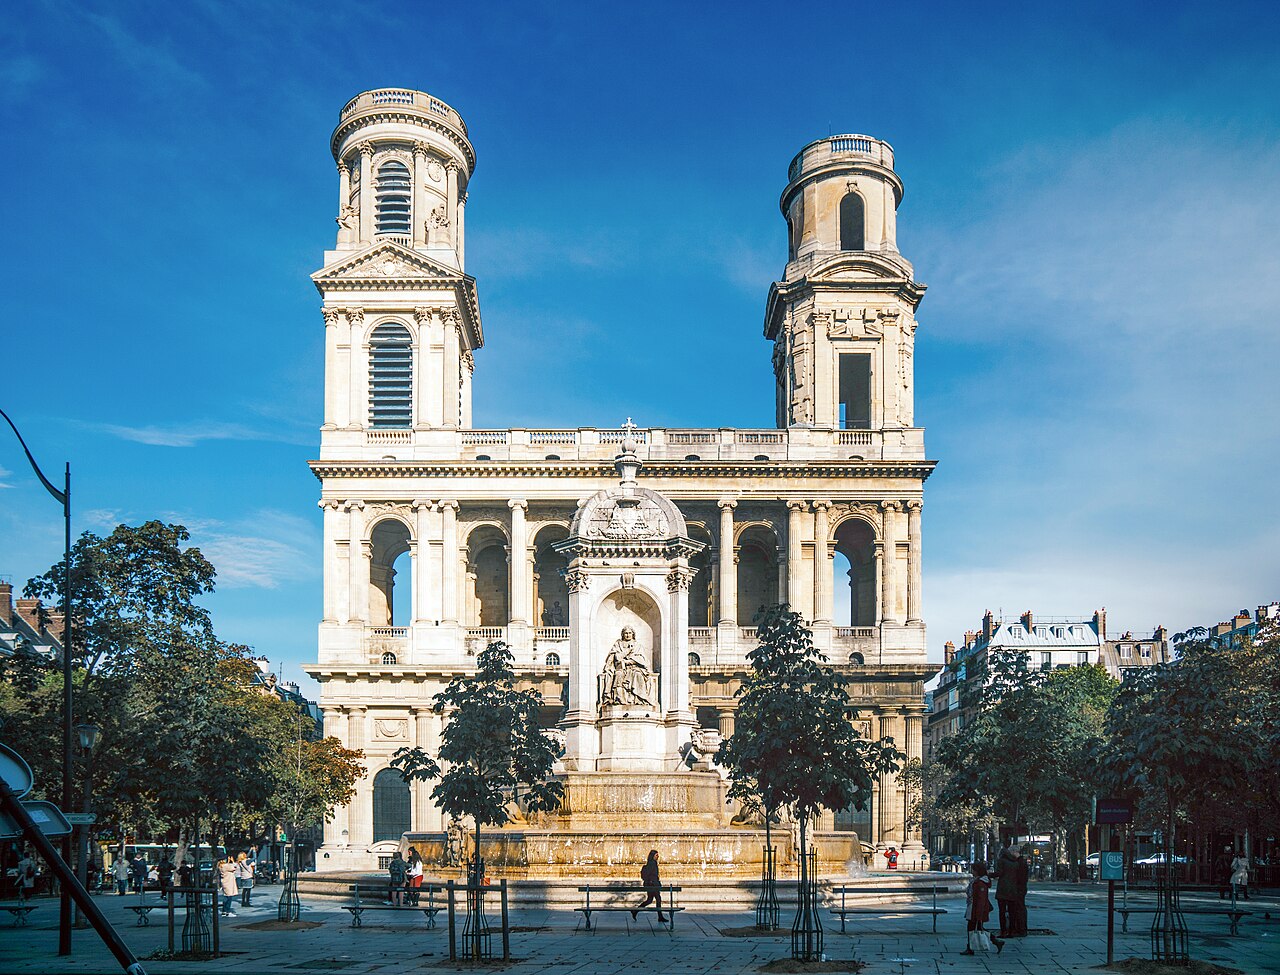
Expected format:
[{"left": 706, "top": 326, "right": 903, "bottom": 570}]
[
  {"left": 64, "top": 812, "right": 97, "bottom": 825},
  {"left": 1100, "top": 852, "right": 1124, "bottom": 880},
  {"left": 0, "top": 743, "right": 34, "bottom": 799},
  {"left": 0, "top": 800, "right": 73, "bottom": 839},
  {"left": 1096, "top": 798, "right": 1134, "bottom": 825}
]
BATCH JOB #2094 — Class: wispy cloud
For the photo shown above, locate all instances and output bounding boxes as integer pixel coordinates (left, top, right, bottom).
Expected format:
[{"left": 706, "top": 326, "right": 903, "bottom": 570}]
[
  {"left": 915, "top": 118, "right": 1280, "bottom": 660},
  {"left": 0, "top": 465, "right": 13, "bottom": 489},
  {"left": 188, "top": 510, "right": 318, "bottom": 590},
  {"left": 96, "top": 421, "right": 311, "bottom": 448}
]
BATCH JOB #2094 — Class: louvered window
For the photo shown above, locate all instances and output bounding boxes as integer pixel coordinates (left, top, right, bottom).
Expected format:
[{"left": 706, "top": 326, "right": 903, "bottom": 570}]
[
  {"left": 369, "top": 323, "right": 413, "bottom": 428},
  {"left": 374, "top": 160, "right": 412, "bottom": 236}
]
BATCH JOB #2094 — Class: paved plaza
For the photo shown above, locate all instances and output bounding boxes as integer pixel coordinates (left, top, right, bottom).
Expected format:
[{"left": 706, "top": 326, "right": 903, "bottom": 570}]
[{"left": 1, "top": 884, "right": 1276, "bottom": 975}]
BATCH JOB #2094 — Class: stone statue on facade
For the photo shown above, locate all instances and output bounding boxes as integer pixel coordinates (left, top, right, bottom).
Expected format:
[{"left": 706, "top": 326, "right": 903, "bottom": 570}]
[
  {"left": 599, "top": 626, "right": 658, "bottom": 709},
  {"left": 336, "top": 204, "right": 358, "bottom": 231}
]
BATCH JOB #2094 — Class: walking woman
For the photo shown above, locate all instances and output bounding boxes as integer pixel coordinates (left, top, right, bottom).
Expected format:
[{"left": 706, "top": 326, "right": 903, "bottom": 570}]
[
  {"left": 406, "top": 847, "right": 424, "bottom": 907},
  {"left": 236, "top": 852, "right": 255, "bottom": 907},
  {"left": 1230, "top": 852, "right": 1250, "bottom": 901},
  {"left": 216, "top": 856, "right": 239, "bottom": 917},
  {"left": 630, "top": 850, "right": 667, "bottom": 923},
  {"left": 961, "top": 861, "right": 1004, "bottom": 955}
]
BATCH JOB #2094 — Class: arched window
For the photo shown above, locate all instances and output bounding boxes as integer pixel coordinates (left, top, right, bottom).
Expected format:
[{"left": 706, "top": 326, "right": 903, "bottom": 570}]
[
  {"left": 544, "top": 652, "right": 560, "bottom": 667},
  {"left": 374, "top": 160, "right": 412, "bottom": 236},
  {"left": 839, "top": 192, "right": 865, "bottom": 251},
  {"left": 368, "top": 323, "right": 413, "bottom": 428},
  {"left": 688, "top": 652, "right": 701, "bottom": 667},
  {"left": 372, "top": 768, "right": 411, "bottom": 842},
  {"left": 381, "top": 651, "right": 397, "bottom": 665}
]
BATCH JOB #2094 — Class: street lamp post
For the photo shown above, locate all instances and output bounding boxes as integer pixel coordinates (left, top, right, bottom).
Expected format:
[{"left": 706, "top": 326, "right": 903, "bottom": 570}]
[
  {"left": 74, "top": 723, "right": 100, "bottom": 926},
  {"left": 0, "top": 408, "right": 74, "bottom": 956}
]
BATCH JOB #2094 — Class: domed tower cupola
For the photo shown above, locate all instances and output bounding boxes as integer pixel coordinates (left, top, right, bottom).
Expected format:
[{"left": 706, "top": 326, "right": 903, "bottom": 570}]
[
  {"left": 330, "top": 88, "right": 475, "bottom": 271},
  {"left": 764, "top": 134, "right": 926, "bottom": 431},
  {"left": 781, "top": 134, "right": 904, "bottom": 269}
]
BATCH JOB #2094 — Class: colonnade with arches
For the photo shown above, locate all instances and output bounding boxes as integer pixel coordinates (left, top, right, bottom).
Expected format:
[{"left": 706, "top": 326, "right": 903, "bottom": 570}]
[{"left": 317, "top": 494, "right": 925, "bottom": 663}]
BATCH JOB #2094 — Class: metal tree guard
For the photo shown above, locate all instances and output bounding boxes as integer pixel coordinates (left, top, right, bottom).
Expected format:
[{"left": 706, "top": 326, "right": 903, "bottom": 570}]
[
  {"left": 791, "top": 848, "right": 823, "bottom": 961},
  {"left": 1150, "top": 872, "right": 1188, "bottom": 963},
  {"left": 460, "top": 856, "right": 492, "bottom": 960},
  {"left": 756, "top": 844, "right": 780, "bottom": 929},
  {"left": 277, "top": 842, "right": 301, "bottom": 922},
  {"left": 181, "top": 887, "right": 214, "bottom": 955}
]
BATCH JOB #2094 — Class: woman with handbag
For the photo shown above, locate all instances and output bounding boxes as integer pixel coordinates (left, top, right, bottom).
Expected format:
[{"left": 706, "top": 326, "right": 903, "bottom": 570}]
[{"left": 961, "top": 861, "right": 1004, "bottom": 955}]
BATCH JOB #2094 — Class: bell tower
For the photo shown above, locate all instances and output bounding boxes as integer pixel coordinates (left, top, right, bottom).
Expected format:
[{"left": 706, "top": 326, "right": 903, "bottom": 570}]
[
  {"left": 764, "top": 135, "right": 926, "bottom": 434},
  {"left": 313, "top": 89, "right": 482, "bottom": 447}
]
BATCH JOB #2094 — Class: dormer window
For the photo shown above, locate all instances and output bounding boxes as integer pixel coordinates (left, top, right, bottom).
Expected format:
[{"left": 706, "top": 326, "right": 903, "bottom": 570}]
[{"left": 374, "top": 160, "right": 412, "bottom": 236}]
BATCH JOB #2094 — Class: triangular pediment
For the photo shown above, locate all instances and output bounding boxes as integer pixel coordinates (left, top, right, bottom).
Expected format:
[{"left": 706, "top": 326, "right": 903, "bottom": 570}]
[{"left": 313, "top": 241, "right": 464, "bottom": 284}]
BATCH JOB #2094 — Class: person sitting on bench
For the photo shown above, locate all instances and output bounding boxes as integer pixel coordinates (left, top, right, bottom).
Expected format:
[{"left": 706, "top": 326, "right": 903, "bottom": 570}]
[{"left": 631, "top": 850, "right": 667, "bottom": 923}]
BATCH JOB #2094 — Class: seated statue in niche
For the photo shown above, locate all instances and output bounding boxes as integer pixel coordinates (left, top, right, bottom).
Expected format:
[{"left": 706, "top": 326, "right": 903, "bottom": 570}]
[{"left": 599, "top": 626, "right": 658, "bottom": 710}]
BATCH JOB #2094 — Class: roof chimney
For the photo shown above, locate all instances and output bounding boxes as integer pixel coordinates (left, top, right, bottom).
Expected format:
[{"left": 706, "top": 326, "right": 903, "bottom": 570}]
[
  {"left": 1020, "top": 610, "right": 1033, "bottom": 631},
  {"left": 0, "top": 582, "right": 12, "bottom": 627},
  {"left": 1153, "top": 625, "right": 1168, "bottom": 643},
  {"left": 1234, "top": 610, "right": 1251, "bottom": 629},
  {"left": 982, "top": 611, "right": 994, "bottom": 640},
  {"left": 1093, "top": 608, "right": 1107, "bottom": 640},
  {"left": 944, "top": 640, "right": 956, "bottom": 664},
  {"left": 15, "top": 598, "right": 43, "bottom": 632}
]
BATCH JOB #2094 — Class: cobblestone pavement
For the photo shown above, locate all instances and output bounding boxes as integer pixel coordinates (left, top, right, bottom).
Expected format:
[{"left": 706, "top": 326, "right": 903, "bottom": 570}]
[{"left": 0, "top": 885, "right": 1276, "bottom": 974}]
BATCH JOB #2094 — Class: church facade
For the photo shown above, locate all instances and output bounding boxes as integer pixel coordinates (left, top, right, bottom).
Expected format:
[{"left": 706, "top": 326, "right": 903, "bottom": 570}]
[{"left": 305, "top": 88, "right": 938, "bottom": 871}]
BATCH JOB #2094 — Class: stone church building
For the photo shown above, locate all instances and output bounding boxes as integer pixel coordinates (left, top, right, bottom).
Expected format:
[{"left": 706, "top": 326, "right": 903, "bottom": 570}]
[{"left": 305, "top": 88, "right": 937, "bottom": 871}]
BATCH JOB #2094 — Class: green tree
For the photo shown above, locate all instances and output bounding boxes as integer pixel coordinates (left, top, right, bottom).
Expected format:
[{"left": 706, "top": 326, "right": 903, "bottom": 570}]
[
  {"left": 718, "top": 606, "right": 900, "bottom": 960},
  {"left": 936, "top": 653, "right": 1117, "bottom": 873},
  {"left": 391, "top": 641, "right": 563, "bottom": 879},
  {"left": 25, "top": 521, "right": 218, "bottom": 685}
]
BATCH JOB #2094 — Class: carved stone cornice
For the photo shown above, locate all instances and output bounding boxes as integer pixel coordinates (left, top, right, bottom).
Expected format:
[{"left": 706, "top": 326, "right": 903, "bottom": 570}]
[{"left": 309, "top": 460, "right": 938, "bottom": 482}]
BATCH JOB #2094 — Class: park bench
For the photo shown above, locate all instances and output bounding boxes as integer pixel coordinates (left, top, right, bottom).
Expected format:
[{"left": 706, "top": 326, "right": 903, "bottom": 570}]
[
  {"left": 127, "top": 903, "right": 164, "bottom": 926},
  {"left": 0, "top": 902, "right": 37, "bottom": 926},
  {"left": 343, "top": 883, "right": 442, "bottom": 928},
  {"left": 827, "top": 885, "right": 950, "bottom": 933},
  {"left": 574, "top": 884, "right": 684, "bottom": 932},
  {"left": 1115, "top": 906, "right": 1251, "bottom": 936}
]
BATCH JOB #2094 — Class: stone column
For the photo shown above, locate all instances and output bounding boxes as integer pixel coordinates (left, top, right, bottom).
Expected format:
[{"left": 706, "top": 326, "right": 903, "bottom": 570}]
[
  {"left": 457, "top": 192, "right": 466, "bottom": 267},
  {"left": 346, "top": 502, "right": 367, "bottom": 624},
  {"left": 902, "top": 706, "right": 926, "bottom": 856},
  {"left": 347, "top": 708, "right": 372, "bottom": 846},
  {"left": 786, "top": 500, "right": 805, "bottom": 609},
  {"left": 717, "top": 500, "right": 737, "bottom": 626},
  {"left": 413, "top": 500, "right": 433, "bottom": 624},
  {"left": 322, "top": 308, "right": 340, "bottom": 429},
  {"left": 880, "top": 502, "right": 900, "bottom": 625},
  {"left": 445, "top": 160, "right": 459, "bottom": 246},
  {"left": 508, "top": 500, "right": 529, "bottom": 626},
  {"left": 442, "top": 310, "right": 460, "bottom": 428},
  {"left": 357, "top": 142, "right": 374, "bottom": 243},
  {"left": 333, "top": 307, "right": 352, "bottom": 428},
  {"left": 320, "top": 500, "right": 340, "bottom": 622},
  {"left": 440, "top": 501, "right": 459, "bottom": 624},
  {"left": 346, "top": 308, "right": 366, "bottom": 430},
  {"left": 813, "top": 501, "right": 832, "bottom": 624},
  {"left": 905, "top": 500, "right": 923, "bottom": 624},
  {"left": 337, "top": 161, "right": 350, "bottom": 213},
  {"left": 717, "top": 707, "right": 736, "bottom": 739},
  {"left": 877, "top": 711, "right": 895, "bottom": 848},
  {"left": 410, "top": 707, "right": 433, "bottom": 829},
  {"left": 322, "top": 708, "right": 350, "bottom": 846},
  {"left": 412, "top": 143, "right": 428, "bottom": 247}
]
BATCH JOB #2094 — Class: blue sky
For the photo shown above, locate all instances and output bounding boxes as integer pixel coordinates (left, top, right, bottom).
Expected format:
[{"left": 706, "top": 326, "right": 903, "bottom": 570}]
[{"left": 3, "top": 1, "right": 1278, "bottom": 694}]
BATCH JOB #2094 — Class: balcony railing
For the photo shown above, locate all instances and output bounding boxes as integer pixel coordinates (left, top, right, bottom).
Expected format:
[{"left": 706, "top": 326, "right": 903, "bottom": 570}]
[
  {"left": 340, "top": 89, "right": 468, "bottom": 136},
  {"left": 688, "top": 627, "right": 715, "bottom": 645},
  {"left": 369, "top": 626, "right": 409, "bottom": 639},
  {"left": 330, "top": 425, "right": 923, "bottom": 464},
  {"left": 535, "top": 627, "right": 570, "bottom": 641}
]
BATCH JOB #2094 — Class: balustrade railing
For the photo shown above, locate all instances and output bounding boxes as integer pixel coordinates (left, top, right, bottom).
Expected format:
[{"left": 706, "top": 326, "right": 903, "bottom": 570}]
[
  {"left": 688, "top": 627, "right": 715, "bottom": 644},
  {"left": 369, "top": 626, "right": 409, "bottom": 639},
  {"left": 835, "top": 627, "right": 877, "bottom": 639},
  {"left": 535, "top": 627, "right": 570, "bottom": 641},
  {"left": 367, "top": 429, "right": 412, "bottom": 444}
]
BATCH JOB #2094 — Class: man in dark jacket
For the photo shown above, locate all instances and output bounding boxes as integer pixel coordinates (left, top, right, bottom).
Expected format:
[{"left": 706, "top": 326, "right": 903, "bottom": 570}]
[
  {"left": 993, "top": 844, "right": 1020, "bottom": 936},
  {"left": 1013, "top": 848, "right": 1030, "bottom": 935}
]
